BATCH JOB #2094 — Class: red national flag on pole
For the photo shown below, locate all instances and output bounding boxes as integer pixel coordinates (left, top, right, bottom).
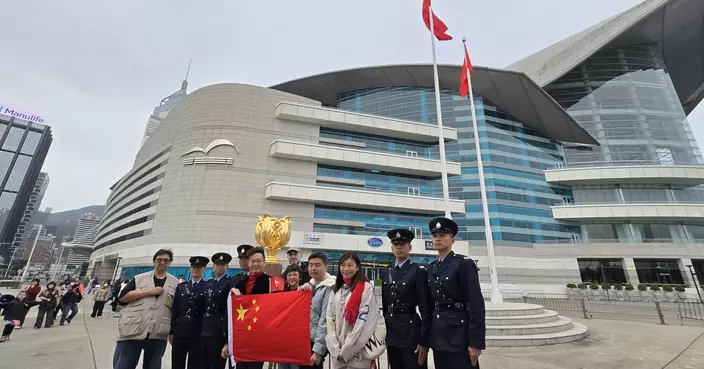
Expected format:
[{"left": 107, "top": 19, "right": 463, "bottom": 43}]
[
  {"left": 422, "top": 0, "right": 452, "bottom": 41},
  {"left": 269, "top": 276, "right": 285, "bottom": 292},
  {"left": 228, "top": 291, "right": 311, "bottom": 365},
  {"left": 460, "top": 43, "right": 473, "bottom": 97}
]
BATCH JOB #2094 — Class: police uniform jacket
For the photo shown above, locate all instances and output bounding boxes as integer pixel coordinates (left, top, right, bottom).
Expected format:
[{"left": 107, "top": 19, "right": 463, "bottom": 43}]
[
  {"left": 381, "top": 260, "right": 432, "bottom": 348},
  {"left": 201, "top": 275, "right": 235, "bottom": 338},
  {"left": 428, "top": 251, "right": 486, "bottom": 352},
  {"left": 170, "top": 279, "right": 207, "bottom": 338}
]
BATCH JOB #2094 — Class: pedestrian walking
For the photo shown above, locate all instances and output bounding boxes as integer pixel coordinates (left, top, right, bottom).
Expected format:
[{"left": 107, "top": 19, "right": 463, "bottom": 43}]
[
  {"left": 110, "top": 279, "right": 123, "bottom": 314},
  {"left": 112, "top": 249, "right": 178, "bottom": 369},
  {"left": 382, "top": 229, "right": 432, "bottom": 369},
  {"left": 19, "top": 279, "right": 41, "bottom": 329},
  {"left": 426, "top": 217, "right": 485, "bottom": 369},
  {"left": 170, "top": 256, "right": 209, "bottom": 369},
  {"left": 0, "top": 291, "right": 40, "bottom": 342},
  {"left": 34, "top": 281, "right": 60, "bottom": 328},
  {"left": 325, "top": 252, "right": 380, "bottom": 369},
  {"left": 90, "top": 281, "right": 111, "bottom": 318},
  {"left": 59, "top": 283, "right": 82, "bottom": 325}
]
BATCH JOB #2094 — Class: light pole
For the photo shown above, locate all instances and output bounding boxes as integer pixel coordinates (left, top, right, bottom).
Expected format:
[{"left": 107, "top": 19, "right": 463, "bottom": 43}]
[
  {"left": 21, "top": 225, "right": 42, "bottom": 281},
  {"left": 685, "top": 264, "right": 703, "bottom": 302},
  {"left": 2, "top": 243, "right": 18, "bottom": 278}
]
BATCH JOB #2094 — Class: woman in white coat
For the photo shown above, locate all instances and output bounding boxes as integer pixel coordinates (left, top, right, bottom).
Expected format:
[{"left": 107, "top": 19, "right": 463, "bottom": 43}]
[{"left": 326, "top": 252, "right": 380, "bottom": 369}]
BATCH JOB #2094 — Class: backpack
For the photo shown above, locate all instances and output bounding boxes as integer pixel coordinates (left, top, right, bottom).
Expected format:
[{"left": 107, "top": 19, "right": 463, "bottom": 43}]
[{"left": 362, "top": 313, "right": 387, "bottom": 360}]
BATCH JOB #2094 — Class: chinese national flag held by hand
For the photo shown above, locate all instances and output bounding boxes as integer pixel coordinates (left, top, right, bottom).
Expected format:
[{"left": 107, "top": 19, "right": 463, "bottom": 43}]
[
  {"left": 229, "top": 290, "right": 311, "bottom": 364},
  {"left": 422, "top": 0, "right": 452, "bottom": 41},
  {"left": 460, "top": 43, "right": 473, "bottom": 97}
]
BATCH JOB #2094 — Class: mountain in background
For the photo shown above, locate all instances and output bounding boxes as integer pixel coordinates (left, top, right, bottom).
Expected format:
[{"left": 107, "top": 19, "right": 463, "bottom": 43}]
[{"left": 47, "top": 205, "right": 105, "bottom": 243}]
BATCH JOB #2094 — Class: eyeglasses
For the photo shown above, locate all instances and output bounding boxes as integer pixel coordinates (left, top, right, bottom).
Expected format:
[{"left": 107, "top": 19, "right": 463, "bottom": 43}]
[{"left": 155, "top": 258, "right": 171, "bottom": 264}]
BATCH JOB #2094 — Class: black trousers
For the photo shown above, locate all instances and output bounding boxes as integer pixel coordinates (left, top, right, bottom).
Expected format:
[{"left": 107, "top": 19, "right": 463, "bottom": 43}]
[
  {"left": 201, "top": 336, "right": 227, "bottom": 369},
  {"left": 172, "top": 336, "right": 200, "bottom": 369},
  {"left": 433, "top": 350, "right": 479, "bottom": 369},
  {"left": 388, "top": 346, "right": 428, "bottom": 369},
  {"left": 34, "top": 304, "right": 55, "bottom": 328},
  {"left": 91, "top": 301, "right": 106, "bottom": 317},
  {"left": 2, "top": 323, "right": 14, "bottom": 337}
]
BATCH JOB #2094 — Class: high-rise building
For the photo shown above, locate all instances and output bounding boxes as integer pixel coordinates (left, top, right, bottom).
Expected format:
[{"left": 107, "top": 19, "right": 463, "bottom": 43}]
[
  {"left": 0, "top": 106, "right": 52, "bottom": 263},
  {"left": 11, "top": 172, "right": 49, "bottom": 256},
  {"left": 64, "top": 213, "right": 101, "bottom": 273},
  {"left": 89, "top": 0, "right": 704, "bottom": 290},
  {"left": 139, "top": 66, "right": 190, "bottom": 148}
]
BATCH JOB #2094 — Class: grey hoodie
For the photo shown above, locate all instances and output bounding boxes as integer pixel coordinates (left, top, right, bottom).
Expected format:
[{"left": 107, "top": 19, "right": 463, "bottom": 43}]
[{"left": 311, "top": 273, "right": 336, "bottom": 355}]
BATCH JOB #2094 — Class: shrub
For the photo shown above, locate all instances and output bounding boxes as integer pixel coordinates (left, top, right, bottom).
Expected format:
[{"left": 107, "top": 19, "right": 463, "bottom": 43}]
[
  {"left": 638, "top": 284, "right": 648, "bottom": 291},
  {"left": 675, "top": 285, "right": 686, "bottom": 292},
  {"left": 374, "top": 278, "right": 382, "bottom": 286},
  {"left": 589, "top": 283, "right": 599, "bottom": 290},
  {"left": 625, "top": 284, "right": 634, "bottom": 291},
  {"left": 578, "top": 283, "right": 588, "bottom": 290},
  {"left": 601, "top": 283, "right": 612, "bottom": 290},
  {"left": 663, "top": 285, "right": 674, "bottom": 292},
  {"left": 650, "top": 285, "right": 661, "bottom": 291},
  {"left": 566, "top": 283, "right": 577, "bottom": 289},
  {"left": 613, "top": 283, "right": 623, "bottom": 291}
]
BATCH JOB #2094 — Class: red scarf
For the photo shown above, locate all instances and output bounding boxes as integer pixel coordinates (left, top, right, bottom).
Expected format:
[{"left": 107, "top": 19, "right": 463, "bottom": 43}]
[
  {"left": 343, "top": 278, "right": 366, "bottom": 325},
  {"left": 246, "top": 273, "right": 262, "bottom": 294}
]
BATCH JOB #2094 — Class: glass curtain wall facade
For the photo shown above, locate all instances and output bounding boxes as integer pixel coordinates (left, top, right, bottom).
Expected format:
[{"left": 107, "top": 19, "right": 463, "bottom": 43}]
[
  {"left": 0, "top": 115, "right": 52, "bottom": 262},
  {"left": 545, "top": 44, "right": 704, "bottom": 244},
  {"left": 313, "top": 86, "right": 578, "bottom": 245}
]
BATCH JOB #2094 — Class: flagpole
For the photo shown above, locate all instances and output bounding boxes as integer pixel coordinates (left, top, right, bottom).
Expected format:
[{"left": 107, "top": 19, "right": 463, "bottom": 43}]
[
  {"left": 428, "top": 6, "right": 453, "bottom": 219},
  {"left": 463, "top": 38, "right": 502, "bottom": 304}
]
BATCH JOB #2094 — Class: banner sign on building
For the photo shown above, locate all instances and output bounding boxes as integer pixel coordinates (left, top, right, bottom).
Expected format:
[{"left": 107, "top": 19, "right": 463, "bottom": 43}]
[
  {"left": 425, "top": 240, "right": 434, "bottom": 250},
  {"left": 303, "top": 232, "right": 322, "bottom": 245},
  {"left": 0, "top": 105, "right": 46, "bottom": 124}
]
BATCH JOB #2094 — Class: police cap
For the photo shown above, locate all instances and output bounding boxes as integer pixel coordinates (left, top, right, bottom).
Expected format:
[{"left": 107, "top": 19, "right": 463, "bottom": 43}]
[
  {"left": 211, "top": 252, "right": 233, "bottom": 264},
  {"left": 387, "top": 228, "right": 415, "bottom": 243},
  {"left": 429, "top": 217, "right": 459, "bottom": 236},
  {"left": 189, "top": 256, "right": 209, "bottom": 267},
  {"left": 236, "top": 245, "right": 254, "bottom": 259}
]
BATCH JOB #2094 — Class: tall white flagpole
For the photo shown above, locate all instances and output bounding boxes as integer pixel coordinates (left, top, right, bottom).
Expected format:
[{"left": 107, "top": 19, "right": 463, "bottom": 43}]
[
  {"left": 428, "top": 6, "right": 453, "bottom": 219},
  {"left": 463, "top": 39, "right": 502, "bottom": 303}
]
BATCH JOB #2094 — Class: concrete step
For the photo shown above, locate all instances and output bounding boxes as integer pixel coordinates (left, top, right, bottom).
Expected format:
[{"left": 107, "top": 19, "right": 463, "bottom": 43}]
[
  {"left": 487, "top": 316, "right": 574, "bottom": 336},
  {"left": 487, "top": 322, "right": 589, "bottom": 347},
  {"left": 485, "top": 309, "right": 560, "bottom": 326},
  {"left": 485, "top": 302, "right": 544, "bottom": 317}
]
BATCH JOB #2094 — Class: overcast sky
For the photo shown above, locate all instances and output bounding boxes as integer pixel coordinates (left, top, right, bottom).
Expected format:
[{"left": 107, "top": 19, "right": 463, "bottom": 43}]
[{"left": 2, "top": 0, "right": 702, "bottom": 211}]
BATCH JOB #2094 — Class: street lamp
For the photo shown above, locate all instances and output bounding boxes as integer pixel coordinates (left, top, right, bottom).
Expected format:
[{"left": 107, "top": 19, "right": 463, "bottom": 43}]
[{"left": 685, "top": 264, "right": 703, "bottom": 302}]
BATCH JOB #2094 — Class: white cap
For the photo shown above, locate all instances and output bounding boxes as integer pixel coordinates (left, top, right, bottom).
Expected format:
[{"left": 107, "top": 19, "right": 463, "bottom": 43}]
[{"left": 287, "top": 246, "right": 301, "bottom": 253}]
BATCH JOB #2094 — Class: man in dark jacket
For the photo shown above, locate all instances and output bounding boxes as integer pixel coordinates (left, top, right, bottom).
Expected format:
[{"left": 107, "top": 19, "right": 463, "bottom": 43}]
[
  {"left": 59, "top": 283, "right": 82, "bottom": 325},
  {"left": 170, "top": 256, "right": 209, "bottom": 369},
  {"left": 201, "top": 252, "right": 236, "bottom": 369},
  {"left": 281, "top": 247, "right": 309, "bottom": 287}
]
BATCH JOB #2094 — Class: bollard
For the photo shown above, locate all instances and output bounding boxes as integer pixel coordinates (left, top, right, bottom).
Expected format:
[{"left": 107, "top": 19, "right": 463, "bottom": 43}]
[
  {"left": 654, "top": 299, "right": 666, "bottom": 325},
  {"left": 580, "top": 298, "right": 590, "bottom": 319}
]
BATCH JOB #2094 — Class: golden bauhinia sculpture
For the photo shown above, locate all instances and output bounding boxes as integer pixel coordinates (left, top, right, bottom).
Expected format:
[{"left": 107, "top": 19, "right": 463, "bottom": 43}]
[{"left": 255, "top": 213, "right": 292, "bottom": 263}]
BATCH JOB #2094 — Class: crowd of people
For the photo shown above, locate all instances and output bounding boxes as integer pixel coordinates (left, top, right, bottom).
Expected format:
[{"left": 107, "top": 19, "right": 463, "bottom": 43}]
[
  {"left": 111, "top": 216, "right": 486, "bottom": 369},
  {"left": 0, "top": 274, "right": 127, "bottom": 342}
]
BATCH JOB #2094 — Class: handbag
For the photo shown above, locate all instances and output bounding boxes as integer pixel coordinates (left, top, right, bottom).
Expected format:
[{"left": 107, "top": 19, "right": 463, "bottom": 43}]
[{"left": 362, "top": 313, "right": 387, "bottom": 360}]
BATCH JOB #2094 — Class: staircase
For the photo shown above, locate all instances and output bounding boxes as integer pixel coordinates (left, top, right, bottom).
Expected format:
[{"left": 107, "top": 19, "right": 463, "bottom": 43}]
[{"left": 485, "top": 303, "right": 588, "bottom": 347}]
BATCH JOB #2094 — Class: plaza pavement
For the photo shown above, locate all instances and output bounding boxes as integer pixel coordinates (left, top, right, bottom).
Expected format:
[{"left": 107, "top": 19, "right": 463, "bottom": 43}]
[{"left": 1, "top": 295, "right": 704, "bottom": 369}]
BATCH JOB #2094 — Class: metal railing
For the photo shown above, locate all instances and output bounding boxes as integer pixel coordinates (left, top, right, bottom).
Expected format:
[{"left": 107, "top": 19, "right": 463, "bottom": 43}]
[{"left": 677, "top": 299, "right": 704, "bottom": 322}]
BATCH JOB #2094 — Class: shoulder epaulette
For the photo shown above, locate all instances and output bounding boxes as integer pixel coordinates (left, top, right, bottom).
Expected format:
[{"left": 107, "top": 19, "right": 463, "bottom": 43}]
[{"left": 453, "top": 253, "right": 467, "bottom": 259}]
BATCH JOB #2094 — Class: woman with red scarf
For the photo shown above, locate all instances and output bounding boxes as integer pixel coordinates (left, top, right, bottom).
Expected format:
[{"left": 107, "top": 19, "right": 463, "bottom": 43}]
[
  {"left": 230, "top": 246, "right": 273, "bottom": 369},
  {"left": 325, "top": 252, "right": 380, "bottom": 369}
]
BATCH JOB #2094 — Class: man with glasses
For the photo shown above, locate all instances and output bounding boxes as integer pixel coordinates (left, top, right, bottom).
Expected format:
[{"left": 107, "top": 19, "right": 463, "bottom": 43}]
[
  {"left": 113, "top": 249, "right": 179, "bottom": 369},
  {"left": 201, "top": 252, "right": 235, "bottom": 369}
]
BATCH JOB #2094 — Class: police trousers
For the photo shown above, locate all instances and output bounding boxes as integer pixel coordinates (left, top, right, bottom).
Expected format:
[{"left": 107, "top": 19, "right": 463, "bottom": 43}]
[
  {"left": 172, "top": 336, "right": 200, "bottom": 369},
  {"left": 433, "top": 350, "right": 479, "bottom": 369},
  {"left": 201, "top": 336, "right": 227, "bottom": 369},
  {"left": 387, "top": 346, "right": 428, "bottom": 369}
]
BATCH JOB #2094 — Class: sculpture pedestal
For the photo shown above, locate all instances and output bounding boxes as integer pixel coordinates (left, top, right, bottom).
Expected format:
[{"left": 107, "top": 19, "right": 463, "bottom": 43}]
[{"left": 264, "top": 262, "right": 282, "bottom": 277}]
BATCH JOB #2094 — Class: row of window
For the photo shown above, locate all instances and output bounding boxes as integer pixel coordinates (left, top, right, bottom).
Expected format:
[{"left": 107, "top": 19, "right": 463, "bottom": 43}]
[{"left": 578, "top": 259, "right": 688, "bottom": 285}]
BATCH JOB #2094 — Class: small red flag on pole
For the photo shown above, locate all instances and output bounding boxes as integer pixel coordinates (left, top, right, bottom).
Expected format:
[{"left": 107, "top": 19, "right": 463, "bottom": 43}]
[
  {"left": 460, "top": 41, "right": 473, "bottom": 97},
  {"left": 422, "top": 0, "right": 452, "bottom": 41}
]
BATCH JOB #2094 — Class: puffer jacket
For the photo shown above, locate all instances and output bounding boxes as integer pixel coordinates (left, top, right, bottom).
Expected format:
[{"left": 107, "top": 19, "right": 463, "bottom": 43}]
[
  {"left": 93, "top": 286, "right": 111, "bottom": 302},
  {"left": 310, "top": 273, "right": 336, "bottom": 356},
  {"left": 325, "top": 281, "right": 379, "bottom": 369}
]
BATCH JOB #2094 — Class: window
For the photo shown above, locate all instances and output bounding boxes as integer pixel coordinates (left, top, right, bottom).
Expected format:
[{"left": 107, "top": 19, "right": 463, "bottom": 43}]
[
  {"left": 2, "top": 126, "right": 24, "bottom": 152},
  {"left": 634, "top": 259, "right": 684, "bottom": 285},
  {"left": 406, "top": 150, "right": 418, "bottom": 158},
  {"left": 0, "top": 151, "right": 14, "bottom": 181},
  {"left": 584, "top": 224, "right": 619, "bottom": 241},
  {"left": 5, "top": 155, "right": 31, "bottom": 192},
  {"left": 407, "top": 187, "right": 420, "bottom": 196},
  {"left": 578, "top": 259, "right": 627, "bottom": 284},
  {"left": 656, "top": 147, "right": 674, "bottom": 165},
  {"left": 409, "top": 226, "right": 423, "bottom": 239},
  {"left": 20, "top": 131, "right": 41, "bottom": 155}
]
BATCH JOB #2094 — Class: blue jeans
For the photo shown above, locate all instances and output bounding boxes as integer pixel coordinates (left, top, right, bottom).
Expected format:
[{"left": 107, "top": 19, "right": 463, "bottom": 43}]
[
  {"left": 60, "top": 303, "right": 78, "bottom": 324},
  {"left": 113, "top": 339, "right": 167, "bottom": 369}
]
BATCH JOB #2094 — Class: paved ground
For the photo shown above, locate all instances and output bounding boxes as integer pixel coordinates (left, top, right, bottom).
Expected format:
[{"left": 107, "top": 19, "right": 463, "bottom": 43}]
[{"left": 2, "top": 294, "right": 704, "bottom": 369}]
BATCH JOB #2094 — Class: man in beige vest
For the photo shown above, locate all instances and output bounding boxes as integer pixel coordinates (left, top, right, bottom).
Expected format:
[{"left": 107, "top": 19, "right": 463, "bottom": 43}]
[{"left": 113, "top": 249, "right": 179, "bottom": 369}]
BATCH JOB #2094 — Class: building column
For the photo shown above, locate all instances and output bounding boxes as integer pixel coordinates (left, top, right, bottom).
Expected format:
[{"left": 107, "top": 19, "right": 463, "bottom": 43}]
[
  {"left": 623, "top": 258, "right": 640, "bottom": 284},
  {"left": 678, "top": 258, "right": 696, "bottom": 287}
]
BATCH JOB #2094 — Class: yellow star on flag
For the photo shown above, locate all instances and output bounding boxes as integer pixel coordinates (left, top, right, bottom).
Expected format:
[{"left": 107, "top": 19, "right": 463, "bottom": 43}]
[
  {"left": 255, "top": 306, "right": 260, "bottom": 312},
  {"left": 248, "top": 325, "right": 252, "bottom": 331},
  {"left": 236, "top": 304, "right": 248, "bottom": 321},
  {"left": 252, "top": 299, "right": 257, "bottom": 305},
  {"left": 253, "top": 317, "right": 258, "bottom": 323}
]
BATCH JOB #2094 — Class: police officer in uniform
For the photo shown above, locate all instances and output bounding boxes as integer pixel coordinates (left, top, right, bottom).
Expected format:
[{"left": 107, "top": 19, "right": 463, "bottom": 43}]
[
  {"left": 427, "top": 217, "right": 485, "bottom": 369},
  {"left": 201, "top": 252, "right": 235, "bottom": 369},
  {"left": 232, "top": 244, "right": 254, "bottom": 287},
  {"left": 171, "top": 256, "right": 209, "bottom": 369},
  {"left": 382, "top": 229, "right": 432, "bottom": 369}
]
